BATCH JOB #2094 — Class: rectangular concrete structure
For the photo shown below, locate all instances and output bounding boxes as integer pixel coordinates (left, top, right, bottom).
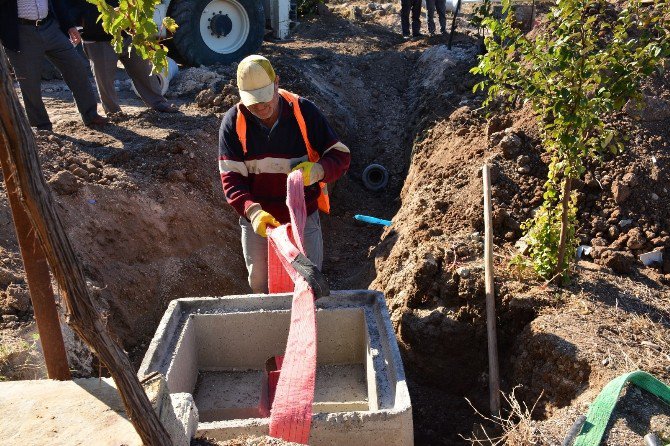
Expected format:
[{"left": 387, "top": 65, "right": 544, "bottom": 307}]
[{"left": 139, "top": 290, "right": 413, "bottom": 445}]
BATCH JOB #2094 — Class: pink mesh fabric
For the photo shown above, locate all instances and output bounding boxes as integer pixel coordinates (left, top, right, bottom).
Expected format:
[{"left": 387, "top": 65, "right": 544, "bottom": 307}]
[
  {"left": 266, "top": 170, "right": 317, "bottom": 444},
  {"left": 268, "top": 239, "right": 293, "bottom": 293}
]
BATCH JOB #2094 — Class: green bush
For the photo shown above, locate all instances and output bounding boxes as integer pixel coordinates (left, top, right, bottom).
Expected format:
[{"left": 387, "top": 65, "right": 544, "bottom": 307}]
[
  {"left": 88, "top": 0, "right": 177, "bottom": 73},
  {"left": 473, "top": 0, "right": 670, "bottom": 281}
]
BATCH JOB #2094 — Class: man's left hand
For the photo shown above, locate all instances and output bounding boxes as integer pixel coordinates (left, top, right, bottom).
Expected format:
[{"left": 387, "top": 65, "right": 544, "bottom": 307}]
[
  {"left": 291, "top": 161, "right": 324, "bottom": 186},
  {"left": 68, "top": 28, "right": 82, "bottom": 46}
]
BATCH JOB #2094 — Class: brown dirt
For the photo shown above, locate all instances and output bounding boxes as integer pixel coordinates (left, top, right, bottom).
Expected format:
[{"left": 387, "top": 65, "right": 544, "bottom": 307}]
[
  {"left": 1, "top": 2, "right": 670, "bottom": 446},
  {"left": 367, "top": 8, "right": 670, "bottom": 444}
]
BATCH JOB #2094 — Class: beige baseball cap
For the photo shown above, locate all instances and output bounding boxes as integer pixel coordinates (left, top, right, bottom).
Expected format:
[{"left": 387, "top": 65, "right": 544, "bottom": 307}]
[{"left": 237, "top": 55, "right": 276, "bottom": 106}]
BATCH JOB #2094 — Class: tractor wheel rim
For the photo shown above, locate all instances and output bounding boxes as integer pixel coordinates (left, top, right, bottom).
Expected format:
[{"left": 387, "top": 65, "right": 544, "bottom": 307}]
[{"left": 200, "top": 0, "right": 250, "bottom": 54}]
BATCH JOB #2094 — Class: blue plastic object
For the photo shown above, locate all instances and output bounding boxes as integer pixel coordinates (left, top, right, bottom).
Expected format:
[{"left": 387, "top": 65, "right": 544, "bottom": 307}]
[{"left": 354, "top": 214, "right": 392, "bottom": 227}]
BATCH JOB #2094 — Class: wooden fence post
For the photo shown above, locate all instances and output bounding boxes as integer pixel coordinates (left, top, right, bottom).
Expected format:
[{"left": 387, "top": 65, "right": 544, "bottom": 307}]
[
  {"left": 0, "top": 137, "right": 70, "bottom": 380},
  {"left": 0, "top": 46, "right": 172, "bottom": 446}
]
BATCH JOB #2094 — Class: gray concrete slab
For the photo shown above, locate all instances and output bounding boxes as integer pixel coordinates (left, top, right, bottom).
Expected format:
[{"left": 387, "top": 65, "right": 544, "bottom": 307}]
[
  {"left": 0, "top": 377, "right": 197, "bottom": 446},
  {"left": 314, "top": 363, "right": 368, "bottom": 412},
  {"left": 195, "top": 370, "right": 267, "bottom": 421}
]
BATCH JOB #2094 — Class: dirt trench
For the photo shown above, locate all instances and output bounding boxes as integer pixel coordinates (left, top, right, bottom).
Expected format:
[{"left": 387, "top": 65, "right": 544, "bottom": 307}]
[{"left": 236, "top": 20, "right": 549, "bottom": 445}]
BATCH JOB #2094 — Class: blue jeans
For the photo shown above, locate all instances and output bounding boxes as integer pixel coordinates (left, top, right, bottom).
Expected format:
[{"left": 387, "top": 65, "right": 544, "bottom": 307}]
[{"left": 240, "top": 211, "right": 323, "bottom": 293}]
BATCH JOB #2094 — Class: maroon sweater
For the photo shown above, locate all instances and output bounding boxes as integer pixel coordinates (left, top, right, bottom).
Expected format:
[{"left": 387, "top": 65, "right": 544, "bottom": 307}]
[{"left": 218, "top": 95, "right": 350, "bottom": 223}]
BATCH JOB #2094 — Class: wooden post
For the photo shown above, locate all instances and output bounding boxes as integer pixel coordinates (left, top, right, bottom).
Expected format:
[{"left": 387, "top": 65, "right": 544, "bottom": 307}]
[
  {"left": 0, "top": 47, "right": 172, "bottom": 446},
  {"left": 0, "top": 140, "right": 70, "bottom": 380},
  {"left": 482, "top": 164, "right": 501, "bottom": 417}
]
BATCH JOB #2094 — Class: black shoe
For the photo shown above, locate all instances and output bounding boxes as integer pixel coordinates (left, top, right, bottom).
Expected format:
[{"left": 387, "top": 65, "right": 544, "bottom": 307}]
[
  {"left": 402, "top": 33, "right": 411, "bottom": 39},
  {"left": 85, "top": 114, "right": 108, "bottom": 128},
  {"left": 412, "top": 33, "right": 424, "bottom": 38},
  {"left": 153, "top": 103, "right": 179, "bottom": 113}
]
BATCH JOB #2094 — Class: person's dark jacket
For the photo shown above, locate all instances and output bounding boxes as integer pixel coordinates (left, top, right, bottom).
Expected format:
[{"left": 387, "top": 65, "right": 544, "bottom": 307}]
[
  {"left": 0, "top": 0, "right": 75, "bottom": 52},
  {"left": 69, "top": 0, "right": 119, "bottom": 42}
]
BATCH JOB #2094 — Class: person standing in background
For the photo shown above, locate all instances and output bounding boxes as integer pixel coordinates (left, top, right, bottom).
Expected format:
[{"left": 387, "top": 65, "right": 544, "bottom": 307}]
[
  {"left": 218, "top": 55, "right": 350, "bottom": 293},
  {"left": 70, "top": 0, "right": 178, "bottom": 115},
  {"left": 426, "top": 0, "right": 447, "bottom": 35},
  {"left": 401, "top": 0, "right": 423, "bottom": 38},
  {"left": 0, "top": 0, "right": 107, "bottom": 130}
]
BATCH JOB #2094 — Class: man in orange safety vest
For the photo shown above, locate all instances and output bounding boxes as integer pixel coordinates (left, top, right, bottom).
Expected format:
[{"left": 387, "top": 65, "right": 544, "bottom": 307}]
[{"left": 218, "top": 55, "right": 351, "bottom": 293}]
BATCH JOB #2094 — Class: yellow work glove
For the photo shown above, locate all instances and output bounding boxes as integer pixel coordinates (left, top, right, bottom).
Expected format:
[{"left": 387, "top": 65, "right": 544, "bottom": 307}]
[
  {"left": 291, "top": 161, "right": 325, "bottom": 186},
  {"left": 246, "top": 204, "right": 280, "bottom": 238}
]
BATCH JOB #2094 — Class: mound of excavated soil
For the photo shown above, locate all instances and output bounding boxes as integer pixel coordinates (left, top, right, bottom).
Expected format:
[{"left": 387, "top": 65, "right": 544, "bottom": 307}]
[
  {"left": 369, "top": 24, "right": 670, "bottom": 446},
  {"left": 0, "top": 104, "right": 250, "bottom": 372}
]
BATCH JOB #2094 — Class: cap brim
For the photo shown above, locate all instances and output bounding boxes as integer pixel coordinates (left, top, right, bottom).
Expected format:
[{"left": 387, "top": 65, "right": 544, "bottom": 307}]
[{"left": 239, "top": 83, "right": 275, "bottom": 106}]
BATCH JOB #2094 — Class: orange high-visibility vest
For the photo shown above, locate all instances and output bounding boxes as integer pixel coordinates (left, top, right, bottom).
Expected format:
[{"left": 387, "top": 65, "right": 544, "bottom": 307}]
[{"left": 235, "top": 89, "right": 330, "bottom": 213}]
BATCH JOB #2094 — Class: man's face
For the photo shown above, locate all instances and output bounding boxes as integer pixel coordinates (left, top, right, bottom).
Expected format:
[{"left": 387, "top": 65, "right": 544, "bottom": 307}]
[{"left": 247, "top": 78, "right": 279, "bottom": 121}]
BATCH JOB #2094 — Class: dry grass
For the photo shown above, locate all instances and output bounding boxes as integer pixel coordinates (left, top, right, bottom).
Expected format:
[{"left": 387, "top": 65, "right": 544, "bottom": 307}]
[
  {"left": 600, "top": 312, "right": 670, "bottom": 374},
  {"left": 462, "top": 387, "right": 548, "bottom": 446},
  {"left": 0, "top": 333, "right": 42, "bottom": 380},
  {"left": 193, "top": 436, "right": 300, "bottom": 446},
  {"left": 581, "top": 272, "right": 670, "bottom": 376}
]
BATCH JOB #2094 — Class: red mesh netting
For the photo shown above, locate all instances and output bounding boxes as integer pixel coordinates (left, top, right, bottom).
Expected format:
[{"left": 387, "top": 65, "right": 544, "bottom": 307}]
[{"left": 266, "top": 170, "right": 317, "bottom": 444}]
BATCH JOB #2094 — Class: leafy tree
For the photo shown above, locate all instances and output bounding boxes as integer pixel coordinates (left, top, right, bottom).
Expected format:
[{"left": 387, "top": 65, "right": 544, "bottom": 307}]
[
  {"left": 87, "top": 0, "right": 177, "bottom": 73},
  {"left": 472, "top": 0, "right": 670, "bottom": 281},
  {"left": 297, "top": 0, "right": 323, "bottom": 15}
]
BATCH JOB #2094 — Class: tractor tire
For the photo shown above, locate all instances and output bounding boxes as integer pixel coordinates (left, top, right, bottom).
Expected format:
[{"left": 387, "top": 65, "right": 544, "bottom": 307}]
[{"left": 170, "top": 0, "right": 265, "bottom": 66}]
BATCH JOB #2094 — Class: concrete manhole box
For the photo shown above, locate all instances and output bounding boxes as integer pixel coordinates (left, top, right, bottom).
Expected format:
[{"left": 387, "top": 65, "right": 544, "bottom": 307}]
[{"left": 139, "top": 290, "right": 413, "bottom": 445}]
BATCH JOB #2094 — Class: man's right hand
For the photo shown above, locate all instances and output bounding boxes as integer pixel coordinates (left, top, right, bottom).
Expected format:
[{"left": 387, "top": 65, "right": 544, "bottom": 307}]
[
  {"left": 68, "top": 27, "right": 82, "bottom": 46},
  {"left": 247, "top": 204, "right": 280, "bottom": 238}
]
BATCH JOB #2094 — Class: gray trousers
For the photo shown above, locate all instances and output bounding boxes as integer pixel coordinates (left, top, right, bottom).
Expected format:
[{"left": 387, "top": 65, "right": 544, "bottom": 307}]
[
  {"left": 426, "top": 0, "right": 447, "bottom": 33},
  {"left": 82, "top": 38, "right": 166, "bottom": 114},
  {"left": 240, "top": 211, "right": 323, "bottom": 294},
  {"left": 5, "top": 18, "right": 98, "bottom": 130}
]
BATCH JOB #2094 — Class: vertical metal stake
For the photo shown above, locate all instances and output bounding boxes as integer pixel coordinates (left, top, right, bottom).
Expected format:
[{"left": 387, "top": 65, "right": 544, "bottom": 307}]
[
  {"left": 447, "top": 0, "right": 463, "bottom": 50},
  {"left": 530, "top": 0, "right": 536, "bottom": 30},
  {"left": 483, "top": 164, "right": 501, "bottom": 416},
  {"left": 0, "top": 138, "right": 70, "bottom": 380}
]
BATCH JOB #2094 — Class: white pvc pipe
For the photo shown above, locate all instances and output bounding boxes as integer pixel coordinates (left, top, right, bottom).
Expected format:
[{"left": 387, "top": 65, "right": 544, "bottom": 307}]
[
  {"left": 131, "top": 57, "right": 178, "bottom": 97},
  {"left": 446, "top": 0, "right": 459, "bottom": 12},
  {"left": 156, "top": 57, "right": 179, "bottom": 95},
  {"left": 446, "top": 0, "right": 506, "bottom": 13}
]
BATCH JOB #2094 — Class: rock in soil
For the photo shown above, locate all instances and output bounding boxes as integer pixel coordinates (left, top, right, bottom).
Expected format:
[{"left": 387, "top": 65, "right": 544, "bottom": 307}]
[
  {"left": 595, "top": 249, "right": 636, "bottom": 274},
  {"left": 48, "top": 170, "right": 80, "bottom": 195},
  {"left": 4, "top": 284, "right": 31, "bottom": 313}
]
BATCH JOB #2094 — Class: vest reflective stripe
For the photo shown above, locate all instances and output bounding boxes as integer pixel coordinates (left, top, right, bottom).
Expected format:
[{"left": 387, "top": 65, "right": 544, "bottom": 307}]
[
  {"left": 235, "top": 106, "right": 248, "bottom": 156},
  {"left": 279, "top": 90, "right": 317, "bottom": 162},
  {"left": 234, "top": 89, "right": 331, "bottom": 213},
  {"left": 278, "top": 90, "right": 330, "bottom": 214}
]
